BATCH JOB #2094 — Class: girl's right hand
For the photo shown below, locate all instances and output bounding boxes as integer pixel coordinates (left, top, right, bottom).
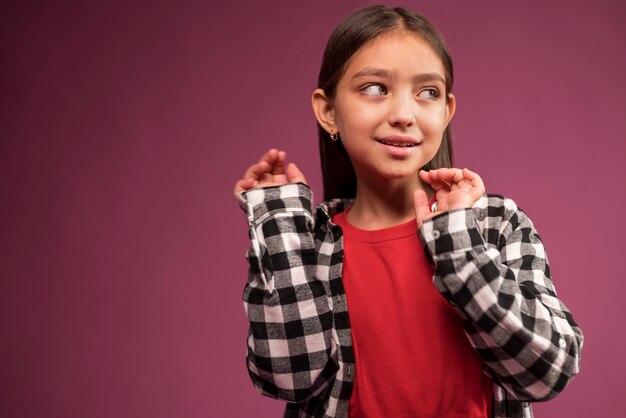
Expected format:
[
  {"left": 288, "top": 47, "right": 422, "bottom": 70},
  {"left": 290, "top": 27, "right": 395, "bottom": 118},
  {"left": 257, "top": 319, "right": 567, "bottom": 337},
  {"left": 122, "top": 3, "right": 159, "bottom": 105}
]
[
  {"left": 233, "top": 149, "right": 307, "bottom": 200},
  {"left": 413, "top": 167, "right": 485, "bottom": 228}
]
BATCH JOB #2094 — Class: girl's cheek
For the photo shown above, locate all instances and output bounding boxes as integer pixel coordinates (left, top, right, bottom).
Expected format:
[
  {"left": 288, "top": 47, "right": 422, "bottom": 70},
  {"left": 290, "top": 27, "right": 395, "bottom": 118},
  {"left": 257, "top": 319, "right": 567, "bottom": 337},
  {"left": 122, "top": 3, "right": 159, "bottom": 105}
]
[{"left": 425, "top": 107, "right": 448, "bottom": 127}]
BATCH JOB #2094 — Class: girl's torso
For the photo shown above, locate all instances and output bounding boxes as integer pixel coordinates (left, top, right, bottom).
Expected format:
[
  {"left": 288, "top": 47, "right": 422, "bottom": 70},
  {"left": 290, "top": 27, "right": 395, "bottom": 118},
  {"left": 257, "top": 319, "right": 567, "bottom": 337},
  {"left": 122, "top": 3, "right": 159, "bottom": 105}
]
[{"left": 333, "top": 209, "right": 492, "bottom": 418}]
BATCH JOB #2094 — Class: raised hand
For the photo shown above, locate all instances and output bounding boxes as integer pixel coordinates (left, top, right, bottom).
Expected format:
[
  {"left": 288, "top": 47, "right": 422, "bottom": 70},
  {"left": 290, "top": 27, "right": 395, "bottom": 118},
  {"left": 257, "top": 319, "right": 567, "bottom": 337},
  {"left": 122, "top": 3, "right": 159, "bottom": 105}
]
[
  {"left": 413, "top": 167, "right": 485, "bottom": 228},
  {"left": 233, "top": 149, "right": 307, "bottom": 199}
]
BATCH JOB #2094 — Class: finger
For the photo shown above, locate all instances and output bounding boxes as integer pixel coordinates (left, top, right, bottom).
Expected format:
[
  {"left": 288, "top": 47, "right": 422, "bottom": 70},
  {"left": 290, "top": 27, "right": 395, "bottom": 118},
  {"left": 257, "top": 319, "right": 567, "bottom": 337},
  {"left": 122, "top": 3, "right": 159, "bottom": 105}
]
[
  {"left": 431, "top": 167, "right": 464, "bottom": 184},
  {"left": 462, "top": 168, "right": 483, "bottom": 186},
  {"left": 286, "top": 162, "right": 307, "bottom": 184},
  {"left": 243, "top": 161, "right": 270, "bottom": 180},
  {"left": 437, "top": 169, "right": 474, "bottom": 195},
  {"left": 420, "top": 170, "right": 448, "bottom": 191},
  {"left": 258, "top": 148, "right": 279, "bottom": 165},
  {"left": 258, "top": 171, "right": 274, "bottom": 184},
  {"left": 463, "top": 168, "right": 486, "bottom": 200},
  {"left": 413, "top": 189, "right": 435, "bottom": 228},
  {"left": 271, "top": 150, "right": 286, "bottom": 175},
  {"left": 428, "top": 178, "right": 451, "bottom": 193},
  {"left": 426, "top": 169, "right": 451, "bottom": 188},
  {"left": 256, "top": 149, "right": 280, "bottom": 174},
  {"left": 259, "top": 149, "right": 285, "bottom": 178},
  {"left": 233, "top": 178, "right": 255, "bottom": 196},
  {"left": 451, "top": 178, "right": 472, "bottom": 192},
  {"left": 418, "top": 169, "right": 433, "bottom": 184},
  {"left": 434, "top": 189, "right": 449, "bottom": 212},
  {"left": 425, "top": 169, "right": 440, "bottom": 181}
]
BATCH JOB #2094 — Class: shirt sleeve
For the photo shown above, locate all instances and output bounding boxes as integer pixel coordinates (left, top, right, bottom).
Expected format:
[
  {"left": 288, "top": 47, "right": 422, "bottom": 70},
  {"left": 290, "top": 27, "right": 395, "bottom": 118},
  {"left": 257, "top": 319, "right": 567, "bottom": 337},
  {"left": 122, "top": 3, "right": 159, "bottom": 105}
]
[
  {"left": 237, "top": 183, "right": 339, "bottom": 403},
  {"left": 418, "top": 195, "right": 583, "bottom": 401}
]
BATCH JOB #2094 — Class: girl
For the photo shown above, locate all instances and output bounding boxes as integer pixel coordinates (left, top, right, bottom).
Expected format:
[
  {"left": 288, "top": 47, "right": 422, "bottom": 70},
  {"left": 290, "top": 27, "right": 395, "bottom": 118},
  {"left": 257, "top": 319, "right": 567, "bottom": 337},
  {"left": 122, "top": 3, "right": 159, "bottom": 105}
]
[{"left": 234, "top": 5, "right": 583, "bottom": 418}]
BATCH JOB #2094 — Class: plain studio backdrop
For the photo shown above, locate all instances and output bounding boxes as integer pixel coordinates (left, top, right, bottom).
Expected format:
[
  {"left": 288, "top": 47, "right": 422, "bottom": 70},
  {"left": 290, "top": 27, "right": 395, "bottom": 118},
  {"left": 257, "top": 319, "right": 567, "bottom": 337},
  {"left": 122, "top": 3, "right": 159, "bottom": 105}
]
[{"left": 1, "top": 0, "right": 624, "bottom": 417}]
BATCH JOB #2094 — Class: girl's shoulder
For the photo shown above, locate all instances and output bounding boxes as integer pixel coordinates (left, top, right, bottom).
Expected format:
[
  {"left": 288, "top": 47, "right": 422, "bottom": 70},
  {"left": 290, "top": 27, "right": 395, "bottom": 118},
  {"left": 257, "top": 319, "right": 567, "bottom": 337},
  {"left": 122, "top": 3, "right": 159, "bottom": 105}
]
[{"left": 317, "top": 197, "right": 353, "bottom": 219}]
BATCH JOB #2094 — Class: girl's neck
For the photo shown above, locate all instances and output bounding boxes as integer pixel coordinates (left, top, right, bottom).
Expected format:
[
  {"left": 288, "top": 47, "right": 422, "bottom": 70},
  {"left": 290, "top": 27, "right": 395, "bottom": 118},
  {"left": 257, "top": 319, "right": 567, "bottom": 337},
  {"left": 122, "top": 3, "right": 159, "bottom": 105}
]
[{"left": 346, "top": 173, "right": 434, "bottom": 230}]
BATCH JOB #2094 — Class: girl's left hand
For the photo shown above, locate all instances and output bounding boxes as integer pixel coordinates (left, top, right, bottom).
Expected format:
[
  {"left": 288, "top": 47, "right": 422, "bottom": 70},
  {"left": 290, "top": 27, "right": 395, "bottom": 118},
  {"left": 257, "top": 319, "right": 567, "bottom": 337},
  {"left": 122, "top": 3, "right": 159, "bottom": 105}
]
[{"left": 413, "top": 168, "right": 485, "bottom": 228}]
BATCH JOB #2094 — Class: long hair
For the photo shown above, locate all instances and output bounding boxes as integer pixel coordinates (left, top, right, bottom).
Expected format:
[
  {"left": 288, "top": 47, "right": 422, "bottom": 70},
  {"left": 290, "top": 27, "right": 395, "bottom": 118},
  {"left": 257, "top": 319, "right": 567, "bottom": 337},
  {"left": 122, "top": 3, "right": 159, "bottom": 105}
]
[{"left": 317, "top": 5, "right": 455, "bottom": 201}]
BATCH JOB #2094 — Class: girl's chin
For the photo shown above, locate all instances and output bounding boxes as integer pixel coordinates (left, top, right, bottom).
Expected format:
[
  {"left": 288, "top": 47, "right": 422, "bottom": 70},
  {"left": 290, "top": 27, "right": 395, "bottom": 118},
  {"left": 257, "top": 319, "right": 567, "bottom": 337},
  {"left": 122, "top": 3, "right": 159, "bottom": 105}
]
[
  {"left": 354, "top": 161, "right": 429, "bottom": 183},
  {"left": 379, "top": 169, "right": 422, "bottom": 181}
]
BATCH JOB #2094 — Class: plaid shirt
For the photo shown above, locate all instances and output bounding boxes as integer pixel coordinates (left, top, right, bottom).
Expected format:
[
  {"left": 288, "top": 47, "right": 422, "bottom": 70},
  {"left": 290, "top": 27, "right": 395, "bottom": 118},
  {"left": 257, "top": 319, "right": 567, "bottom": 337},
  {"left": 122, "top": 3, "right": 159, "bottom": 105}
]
[{"left": 238, "top": 183, "right": 583, "bottom": 418}]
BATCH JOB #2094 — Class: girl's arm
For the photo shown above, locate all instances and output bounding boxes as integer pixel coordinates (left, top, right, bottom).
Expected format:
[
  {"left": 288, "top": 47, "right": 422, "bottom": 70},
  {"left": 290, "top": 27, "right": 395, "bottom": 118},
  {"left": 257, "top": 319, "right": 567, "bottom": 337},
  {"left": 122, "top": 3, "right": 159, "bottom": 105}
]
[
  {"left": 235, "top": 151, "right": 338, "bottom": 403},
  {"left": 415, "top": 170, "right": 583, "bottom": 401}
]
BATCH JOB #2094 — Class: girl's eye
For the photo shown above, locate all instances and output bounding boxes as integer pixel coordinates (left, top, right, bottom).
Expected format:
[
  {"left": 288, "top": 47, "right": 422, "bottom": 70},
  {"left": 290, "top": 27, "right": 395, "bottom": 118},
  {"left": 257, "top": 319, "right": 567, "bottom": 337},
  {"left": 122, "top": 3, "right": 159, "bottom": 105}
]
[
  {"left": 418, "top": 88, "right": 440, "bottom": 100},
  {"left": 361, "top": 84, "right": 388, "bottom": 96}
]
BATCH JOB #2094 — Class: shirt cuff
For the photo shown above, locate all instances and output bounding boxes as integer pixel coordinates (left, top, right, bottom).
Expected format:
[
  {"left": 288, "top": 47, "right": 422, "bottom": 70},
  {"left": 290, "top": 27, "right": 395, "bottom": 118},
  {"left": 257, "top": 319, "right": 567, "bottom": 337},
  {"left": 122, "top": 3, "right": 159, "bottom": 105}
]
[
  {"left": 237, "top": 182, "right": 313, "bottom": 221},
  {"left": 419, "top": 208, "right": 486, "bottom": 258}
]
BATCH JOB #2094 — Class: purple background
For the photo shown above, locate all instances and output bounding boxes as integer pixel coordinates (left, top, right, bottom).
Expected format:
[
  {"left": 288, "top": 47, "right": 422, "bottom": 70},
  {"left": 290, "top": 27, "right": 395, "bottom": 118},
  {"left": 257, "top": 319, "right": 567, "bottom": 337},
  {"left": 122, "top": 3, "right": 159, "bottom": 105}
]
[{"left": 1, "top": 0, "right": 624, "bottom": 417}]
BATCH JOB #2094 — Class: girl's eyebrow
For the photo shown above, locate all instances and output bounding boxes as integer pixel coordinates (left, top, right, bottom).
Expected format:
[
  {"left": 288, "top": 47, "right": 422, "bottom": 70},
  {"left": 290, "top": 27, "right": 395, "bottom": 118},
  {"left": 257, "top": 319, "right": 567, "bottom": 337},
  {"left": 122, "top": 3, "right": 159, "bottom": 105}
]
[
  {"left": 351, "top": 67, "right": 397, "bottom": 80},
  {"left": 351, "top": 67, "right": 445, "bottom": 84}
]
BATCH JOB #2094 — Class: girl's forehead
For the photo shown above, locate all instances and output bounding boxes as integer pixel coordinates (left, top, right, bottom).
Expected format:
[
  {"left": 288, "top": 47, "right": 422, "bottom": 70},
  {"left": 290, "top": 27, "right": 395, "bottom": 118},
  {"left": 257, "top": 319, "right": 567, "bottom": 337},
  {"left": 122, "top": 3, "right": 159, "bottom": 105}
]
[{"left": 343, "top": 31, "right": 444, "bottom": 77}]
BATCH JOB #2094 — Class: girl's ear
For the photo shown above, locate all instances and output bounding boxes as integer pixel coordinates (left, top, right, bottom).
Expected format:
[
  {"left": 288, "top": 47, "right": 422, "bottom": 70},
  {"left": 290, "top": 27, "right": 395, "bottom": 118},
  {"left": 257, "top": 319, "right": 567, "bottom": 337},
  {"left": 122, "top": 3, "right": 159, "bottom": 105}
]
[
  {"left": 445, "top": 93, "right": 456, "bottom": 127},
  {"left": 311, "top": 88, "right": 337, "bottom": 133}
]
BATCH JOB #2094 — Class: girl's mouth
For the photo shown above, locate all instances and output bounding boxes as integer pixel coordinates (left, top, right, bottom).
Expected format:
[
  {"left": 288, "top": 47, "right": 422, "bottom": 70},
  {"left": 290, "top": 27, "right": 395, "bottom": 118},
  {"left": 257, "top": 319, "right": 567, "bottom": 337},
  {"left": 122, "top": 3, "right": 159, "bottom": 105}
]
[
  {"left": 375, "top": 137, "right": 422, "bottom": 157},
  {"left": 376, "top": 139, "right": 419, "bottom": 147}
]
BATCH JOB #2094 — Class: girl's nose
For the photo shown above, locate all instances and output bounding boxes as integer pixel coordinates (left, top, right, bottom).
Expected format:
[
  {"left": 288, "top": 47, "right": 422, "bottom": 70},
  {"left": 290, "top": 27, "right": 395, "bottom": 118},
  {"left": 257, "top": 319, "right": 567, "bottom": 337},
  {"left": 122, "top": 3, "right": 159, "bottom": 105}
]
[{"left": 388, "top": 93, "right": 416, "bottom": 128}]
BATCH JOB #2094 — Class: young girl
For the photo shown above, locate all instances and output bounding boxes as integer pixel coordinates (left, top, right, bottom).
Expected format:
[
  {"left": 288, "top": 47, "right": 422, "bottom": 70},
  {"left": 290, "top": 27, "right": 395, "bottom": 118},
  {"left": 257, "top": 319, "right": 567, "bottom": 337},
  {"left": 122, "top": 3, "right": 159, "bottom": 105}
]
[{"left": 234, "top": 5, "right": 583, "bottom": 418}]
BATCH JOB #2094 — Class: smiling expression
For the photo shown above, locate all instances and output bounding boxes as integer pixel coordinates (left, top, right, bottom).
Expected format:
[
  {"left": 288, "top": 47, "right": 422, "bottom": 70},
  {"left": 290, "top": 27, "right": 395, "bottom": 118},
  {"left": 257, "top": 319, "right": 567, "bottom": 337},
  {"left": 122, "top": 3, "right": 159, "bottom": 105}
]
[{"left": 327, "top": 30, "right": 455, "bottom": 183}]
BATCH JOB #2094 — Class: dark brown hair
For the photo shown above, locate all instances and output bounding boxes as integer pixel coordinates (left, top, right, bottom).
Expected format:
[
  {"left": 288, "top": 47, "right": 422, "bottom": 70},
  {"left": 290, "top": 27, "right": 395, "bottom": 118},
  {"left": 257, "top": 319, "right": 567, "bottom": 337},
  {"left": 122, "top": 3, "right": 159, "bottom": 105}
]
[{"left": 317, "top": 5, "right": 455, "bottom": 201}]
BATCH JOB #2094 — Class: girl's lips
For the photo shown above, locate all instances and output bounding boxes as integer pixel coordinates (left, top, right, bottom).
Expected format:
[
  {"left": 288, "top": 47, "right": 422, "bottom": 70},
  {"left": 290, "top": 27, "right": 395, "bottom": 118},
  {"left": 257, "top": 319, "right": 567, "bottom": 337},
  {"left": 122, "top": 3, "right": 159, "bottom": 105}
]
[
  {"left": 376, "top": 135, "right": 421, "bottom": 145},
  {"left": 377, "top": 139, "right": 419, "bottom": 147},
  {"left": 376, "top": 140, "right": 421, "bottom": 157},
  {"left": 375, "top": 135, "right": 422, "bottom": 157}
]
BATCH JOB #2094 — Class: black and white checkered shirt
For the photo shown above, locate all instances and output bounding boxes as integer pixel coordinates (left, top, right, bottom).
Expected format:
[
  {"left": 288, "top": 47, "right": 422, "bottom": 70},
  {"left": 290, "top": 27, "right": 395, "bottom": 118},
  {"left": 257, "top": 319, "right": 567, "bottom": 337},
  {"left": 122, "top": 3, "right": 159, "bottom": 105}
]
[{"left": 238, "top": 183, "right": 583, "bottom": 418}]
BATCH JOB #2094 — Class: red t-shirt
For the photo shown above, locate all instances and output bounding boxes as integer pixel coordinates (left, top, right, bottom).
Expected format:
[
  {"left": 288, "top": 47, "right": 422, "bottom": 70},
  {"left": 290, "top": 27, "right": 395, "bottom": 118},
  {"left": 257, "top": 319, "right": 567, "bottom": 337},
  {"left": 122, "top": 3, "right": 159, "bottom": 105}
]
[{"left": 333, "top": 210, "right": 492, "bottom": 418}]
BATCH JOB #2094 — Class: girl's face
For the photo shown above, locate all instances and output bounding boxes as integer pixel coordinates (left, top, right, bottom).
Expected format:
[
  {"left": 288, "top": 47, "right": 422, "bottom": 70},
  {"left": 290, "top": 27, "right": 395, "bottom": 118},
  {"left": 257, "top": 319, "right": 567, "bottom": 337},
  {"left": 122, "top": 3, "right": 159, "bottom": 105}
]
[{"left": 315, "top": 31, "right": 455, "bottom": 183}]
